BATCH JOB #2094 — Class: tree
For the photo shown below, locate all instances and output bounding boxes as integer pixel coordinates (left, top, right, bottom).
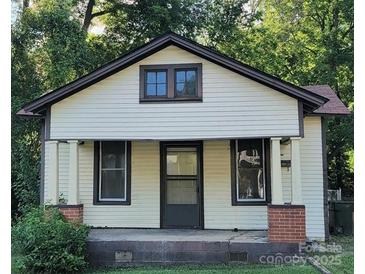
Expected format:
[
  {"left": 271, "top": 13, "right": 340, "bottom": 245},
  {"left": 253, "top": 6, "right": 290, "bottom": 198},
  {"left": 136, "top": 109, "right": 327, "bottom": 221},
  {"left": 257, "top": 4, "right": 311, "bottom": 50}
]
[
  {"left": 209, "top": 0, "right": 354, "bottom": 192},
  {"left": 11, "top": 0, "right": 96, "bottom": 215}
]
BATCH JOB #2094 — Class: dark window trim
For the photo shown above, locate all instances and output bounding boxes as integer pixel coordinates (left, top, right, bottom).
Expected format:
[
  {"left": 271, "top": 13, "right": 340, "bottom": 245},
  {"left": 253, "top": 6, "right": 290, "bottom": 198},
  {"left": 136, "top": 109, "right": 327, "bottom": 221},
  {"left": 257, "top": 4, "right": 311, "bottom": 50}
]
[
  {"left": 174, "top": 67, "right": 200, "bottom": 99},
  {"left": 230, "top": 139, "right": 271, "bottom": 206},
  {"left": 143, "top": 68, "right": 168, "bottom": 99},
  {"left": 93, "top": 141, "right": 131, "bottom": 205},
  {"left": 140, "top": 63, "right": 202, "bottom": 102}
]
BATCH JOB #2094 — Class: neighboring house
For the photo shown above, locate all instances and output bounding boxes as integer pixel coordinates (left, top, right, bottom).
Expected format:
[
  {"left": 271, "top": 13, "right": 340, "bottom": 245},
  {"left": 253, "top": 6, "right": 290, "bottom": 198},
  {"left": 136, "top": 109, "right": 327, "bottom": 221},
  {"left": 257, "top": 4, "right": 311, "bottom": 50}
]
[{"left": 18, "top": 32, "right": 349, "bottom": 244}]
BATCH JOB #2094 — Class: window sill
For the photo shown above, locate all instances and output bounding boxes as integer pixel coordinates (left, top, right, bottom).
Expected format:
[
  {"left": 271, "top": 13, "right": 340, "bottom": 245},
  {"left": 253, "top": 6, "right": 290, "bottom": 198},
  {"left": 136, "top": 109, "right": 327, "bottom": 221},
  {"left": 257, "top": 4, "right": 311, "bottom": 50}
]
[
  {"left": 93, "top": 200, "right": 131, "bottom": 206},
  {"left": 140, "top": 98, "right": 202, "bottom": 103},
  {"left": 231, "top": 201, "right": 268, "bottom": 206}
]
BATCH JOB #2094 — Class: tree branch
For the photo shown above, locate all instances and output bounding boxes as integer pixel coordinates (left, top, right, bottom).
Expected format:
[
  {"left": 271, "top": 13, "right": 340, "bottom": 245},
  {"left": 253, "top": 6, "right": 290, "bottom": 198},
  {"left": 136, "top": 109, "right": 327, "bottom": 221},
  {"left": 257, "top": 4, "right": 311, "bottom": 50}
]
[{"left": 83, "top": 0, "right": 96, "bottom": 32}]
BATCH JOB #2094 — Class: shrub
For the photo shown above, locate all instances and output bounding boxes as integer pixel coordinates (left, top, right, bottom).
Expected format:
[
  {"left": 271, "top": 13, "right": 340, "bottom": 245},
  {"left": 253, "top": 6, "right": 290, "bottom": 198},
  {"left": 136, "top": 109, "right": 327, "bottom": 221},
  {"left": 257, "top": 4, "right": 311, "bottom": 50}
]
[{"left": 12, "top": 207, "right": 90, "bottom": 273}]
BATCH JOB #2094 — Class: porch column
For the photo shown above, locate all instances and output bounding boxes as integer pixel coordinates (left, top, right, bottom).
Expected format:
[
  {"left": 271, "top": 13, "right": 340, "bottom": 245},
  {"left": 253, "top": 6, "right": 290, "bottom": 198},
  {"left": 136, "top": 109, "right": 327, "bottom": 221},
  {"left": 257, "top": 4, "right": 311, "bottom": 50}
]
[
  {"left": 270, "top": 137, "right": 283, "bottom": 205},
  {"left": 67, "top": 140, "right": 79, "bottom": 205},
  {"left": 47, "top": 141, "right": 59, "bottom": 205},
  {"left": 290, "top": 137, "right": 303, "bottom": 204}
]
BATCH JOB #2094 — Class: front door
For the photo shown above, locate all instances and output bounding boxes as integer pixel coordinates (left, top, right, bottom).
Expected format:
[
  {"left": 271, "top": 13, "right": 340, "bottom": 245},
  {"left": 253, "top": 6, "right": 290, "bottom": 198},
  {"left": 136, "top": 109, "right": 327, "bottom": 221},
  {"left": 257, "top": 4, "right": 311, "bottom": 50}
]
[{"left": 161, "top": 142, "right": 203, "bottom": 228}]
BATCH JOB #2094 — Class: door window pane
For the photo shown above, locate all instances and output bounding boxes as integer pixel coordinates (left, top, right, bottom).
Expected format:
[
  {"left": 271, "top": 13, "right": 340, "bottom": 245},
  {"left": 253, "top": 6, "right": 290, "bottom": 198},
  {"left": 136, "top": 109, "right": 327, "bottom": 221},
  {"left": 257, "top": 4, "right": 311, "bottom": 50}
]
[
  {"left": 236, "top": 139, "right": 265, "bottom": 200},
  {"left": 167, "top": 180, "right": 197, "bottom": 204},
  {"left": 166, "top": 147, "right": 197, "bottom": 175}
]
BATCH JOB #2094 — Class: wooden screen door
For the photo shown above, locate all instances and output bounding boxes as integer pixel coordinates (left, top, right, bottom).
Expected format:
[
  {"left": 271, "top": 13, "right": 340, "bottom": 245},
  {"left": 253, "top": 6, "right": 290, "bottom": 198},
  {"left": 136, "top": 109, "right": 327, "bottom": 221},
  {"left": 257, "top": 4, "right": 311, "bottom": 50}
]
[{"left": 161, "top": 142, "right": 203, "bottom": 228}]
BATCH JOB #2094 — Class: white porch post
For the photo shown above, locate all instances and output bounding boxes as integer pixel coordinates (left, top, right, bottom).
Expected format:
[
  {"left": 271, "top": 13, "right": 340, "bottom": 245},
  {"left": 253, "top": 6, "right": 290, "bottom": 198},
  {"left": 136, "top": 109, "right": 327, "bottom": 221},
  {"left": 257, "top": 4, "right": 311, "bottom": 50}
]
[
  {"left": 67, "top": 140, "right": 79, "bottom": 205},
  {"left": 48, "top": 141, "right": 59, "bottom": 204},
  {"left": 270, "top": 138, "right": 283, "bottom": 205},
  {"left": 290, "top": 137, "right": 303, "bottom": 204}
]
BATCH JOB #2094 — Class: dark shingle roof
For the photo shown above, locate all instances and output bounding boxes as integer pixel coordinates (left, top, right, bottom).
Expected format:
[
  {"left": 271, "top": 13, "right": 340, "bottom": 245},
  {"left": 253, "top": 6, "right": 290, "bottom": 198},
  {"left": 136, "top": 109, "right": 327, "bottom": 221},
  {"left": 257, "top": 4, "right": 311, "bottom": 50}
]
[{"left": 302, "top": 85, "right": 350, "bottom": 115}]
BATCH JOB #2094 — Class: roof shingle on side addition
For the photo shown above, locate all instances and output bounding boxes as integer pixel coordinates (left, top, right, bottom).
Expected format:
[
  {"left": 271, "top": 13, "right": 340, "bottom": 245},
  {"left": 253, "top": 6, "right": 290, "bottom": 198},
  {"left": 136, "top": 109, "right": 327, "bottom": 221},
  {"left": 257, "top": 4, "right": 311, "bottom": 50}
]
[{"left": 302, "top": 85, "right": 351, "bottom": 115}]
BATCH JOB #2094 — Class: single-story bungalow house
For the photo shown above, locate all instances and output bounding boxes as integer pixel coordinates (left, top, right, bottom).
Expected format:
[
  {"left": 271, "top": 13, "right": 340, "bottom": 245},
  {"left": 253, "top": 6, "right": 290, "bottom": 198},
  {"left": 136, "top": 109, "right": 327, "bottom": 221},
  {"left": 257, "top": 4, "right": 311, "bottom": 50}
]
[{"left": 18, "top": 32, "right": 350, "bottom": 265}]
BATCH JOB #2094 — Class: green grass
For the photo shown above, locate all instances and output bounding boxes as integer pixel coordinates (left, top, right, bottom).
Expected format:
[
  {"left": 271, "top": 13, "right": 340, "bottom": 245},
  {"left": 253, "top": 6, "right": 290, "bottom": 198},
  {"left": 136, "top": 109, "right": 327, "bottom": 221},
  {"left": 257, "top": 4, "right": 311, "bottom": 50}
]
[
  {"left": 326, "top": 255, "right": 354, "bottom": 274},
  {"left": 88, "top": 264, "right": 318, "bottom": 274},
  {"left": 318, "top": 235, "right": 354, "bottom": 274}
]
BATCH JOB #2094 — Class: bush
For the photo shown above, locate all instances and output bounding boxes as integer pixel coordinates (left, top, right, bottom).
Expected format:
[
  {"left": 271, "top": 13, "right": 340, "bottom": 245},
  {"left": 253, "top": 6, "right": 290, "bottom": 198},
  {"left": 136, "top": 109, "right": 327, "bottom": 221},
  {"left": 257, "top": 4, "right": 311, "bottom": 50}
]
[{"left": 12, "top": 207, "right": 90, "bottom": 273}]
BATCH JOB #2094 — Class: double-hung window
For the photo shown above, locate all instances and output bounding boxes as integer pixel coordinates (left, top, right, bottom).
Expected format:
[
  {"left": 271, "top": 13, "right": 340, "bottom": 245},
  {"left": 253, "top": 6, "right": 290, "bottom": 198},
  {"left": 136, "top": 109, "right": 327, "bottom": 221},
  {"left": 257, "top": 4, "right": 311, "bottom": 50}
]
[
  {"left": 94, "top": 141, "right": 131, "bottom": 205},
  {"left": 140, "top": 64, "right": 202, "bottom": 102},
  {"left": 231, "top": 139, "right": 270, "bottom": 205}
]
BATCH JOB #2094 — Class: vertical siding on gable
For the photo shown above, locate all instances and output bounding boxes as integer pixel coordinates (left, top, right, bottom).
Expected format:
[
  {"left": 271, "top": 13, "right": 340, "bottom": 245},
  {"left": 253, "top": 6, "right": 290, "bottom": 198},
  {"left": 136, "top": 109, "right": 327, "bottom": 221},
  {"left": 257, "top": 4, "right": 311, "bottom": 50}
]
[
  {"left": 203, "top": 140, "right": 268, "bottom": 229},
  {"left": 80, "top": 141, "right": 160, "bottom": 227},
  {"left": 50, "top": 46, "right": 299, "bottom": 140}
]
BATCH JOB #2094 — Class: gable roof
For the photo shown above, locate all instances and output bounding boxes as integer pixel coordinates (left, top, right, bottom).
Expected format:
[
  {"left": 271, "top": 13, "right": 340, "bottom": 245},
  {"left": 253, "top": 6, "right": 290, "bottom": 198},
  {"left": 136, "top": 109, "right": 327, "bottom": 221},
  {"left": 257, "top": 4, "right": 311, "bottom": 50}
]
[
  {"left": 303, "top": 85, "right": 351, "bottom": 115},
  {"left": 18, "top": 32, "right": 329, "bottom": 116}
]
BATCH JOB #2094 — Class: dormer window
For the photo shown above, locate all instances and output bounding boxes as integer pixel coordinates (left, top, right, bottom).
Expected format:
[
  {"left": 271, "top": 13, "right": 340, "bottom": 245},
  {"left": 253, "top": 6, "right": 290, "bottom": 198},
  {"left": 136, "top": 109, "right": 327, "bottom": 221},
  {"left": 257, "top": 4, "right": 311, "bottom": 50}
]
[
  {"left": 175, "top": 69, "right": 197, "bottom": 97},
  {"left": 140, "top": 63, "right": 202, "bottom": 102},
  {"left": 145, "top": 70, "right": 167, "bottom": 97}
]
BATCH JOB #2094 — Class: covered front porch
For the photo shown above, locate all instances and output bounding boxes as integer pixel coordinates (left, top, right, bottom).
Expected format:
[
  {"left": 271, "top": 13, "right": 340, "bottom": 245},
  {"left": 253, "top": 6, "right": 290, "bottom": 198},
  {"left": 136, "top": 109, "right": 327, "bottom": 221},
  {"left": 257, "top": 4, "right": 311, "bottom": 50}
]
[
  {"left": 86, "top": 228, "right": 300, "bottom": 266},
  {"left": 44, "top": 136, "right": 307, "bottom": 243}
]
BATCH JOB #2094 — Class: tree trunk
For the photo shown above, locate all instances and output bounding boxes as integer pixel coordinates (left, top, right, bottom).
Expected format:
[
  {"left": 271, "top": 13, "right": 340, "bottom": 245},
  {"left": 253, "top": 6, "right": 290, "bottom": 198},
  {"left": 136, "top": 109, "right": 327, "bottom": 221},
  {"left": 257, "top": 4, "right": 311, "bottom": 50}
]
[
  {"left": 23, "top": 0, "right": 29, "bottom": 11},
  {"left": 83, "top": 0, "right": 95, "bottom": 32}
]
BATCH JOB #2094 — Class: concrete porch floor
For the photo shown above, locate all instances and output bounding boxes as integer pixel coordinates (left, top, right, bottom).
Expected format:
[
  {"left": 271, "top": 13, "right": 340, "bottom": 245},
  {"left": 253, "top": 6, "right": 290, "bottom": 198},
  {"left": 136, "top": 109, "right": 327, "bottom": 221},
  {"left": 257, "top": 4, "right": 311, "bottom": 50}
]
[
  {"left": 88, "top": 228, "right": 268, "bottom": 243},
  {"left": 86, "top": 229, "right": 299, "bottom": 266}
]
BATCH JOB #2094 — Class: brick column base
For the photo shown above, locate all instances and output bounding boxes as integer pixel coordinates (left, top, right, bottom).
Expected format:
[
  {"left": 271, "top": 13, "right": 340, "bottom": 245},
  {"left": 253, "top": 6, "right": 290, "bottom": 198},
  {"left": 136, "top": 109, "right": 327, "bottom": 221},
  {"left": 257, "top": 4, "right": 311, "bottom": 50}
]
[
  {"left": 58, "top": 204, "right": 83, "bottom": 223},
  {"left": 268, "top": 204, "right": 306, "bottom": 243}
]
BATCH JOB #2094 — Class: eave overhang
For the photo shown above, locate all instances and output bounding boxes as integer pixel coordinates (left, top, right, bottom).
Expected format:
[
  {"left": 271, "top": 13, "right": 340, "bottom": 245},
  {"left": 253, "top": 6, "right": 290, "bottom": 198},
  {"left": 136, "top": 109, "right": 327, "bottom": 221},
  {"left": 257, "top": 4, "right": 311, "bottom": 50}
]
[{"left": 17, "top": 32, "right": 328, "bottom": 117}]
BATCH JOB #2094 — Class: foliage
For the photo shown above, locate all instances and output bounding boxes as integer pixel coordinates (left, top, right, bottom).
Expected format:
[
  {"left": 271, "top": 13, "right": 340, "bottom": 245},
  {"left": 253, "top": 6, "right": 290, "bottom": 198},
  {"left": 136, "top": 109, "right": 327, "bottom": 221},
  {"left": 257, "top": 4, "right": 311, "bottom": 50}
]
[
  {"left": 11, "top": 0, "right": 96, "bottom": 216},
  {"left": 12, "top": 207, "right": 90, "bottom": 273},
  {"left": 11, "top": 0, "right": 354, "bottom": 216}
]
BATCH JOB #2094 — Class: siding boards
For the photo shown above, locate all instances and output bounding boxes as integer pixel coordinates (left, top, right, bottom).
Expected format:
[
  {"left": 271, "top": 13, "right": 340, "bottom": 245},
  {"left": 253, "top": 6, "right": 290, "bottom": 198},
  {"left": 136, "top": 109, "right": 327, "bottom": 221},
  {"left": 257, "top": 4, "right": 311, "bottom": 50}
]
[
  {"left": 80, "top": 141, "right": 160, "bottom": 227},
  {"left": 275, "top": 117, "right": 325, "bottom": 239},
  {"left": 50, "top": 46, "right": 299, "bottom": 140},
  {"left": 44, "top": 142, "right": 69, "bottom": 203},
  {"left": 203, "top": 140, "right": 268, "bottom": 229},
  {"left": 301, "top": 117, "right": 325, "bottom": 240},
  {"left": 42, "top": 118, "right": 324, "bottom": 238}
]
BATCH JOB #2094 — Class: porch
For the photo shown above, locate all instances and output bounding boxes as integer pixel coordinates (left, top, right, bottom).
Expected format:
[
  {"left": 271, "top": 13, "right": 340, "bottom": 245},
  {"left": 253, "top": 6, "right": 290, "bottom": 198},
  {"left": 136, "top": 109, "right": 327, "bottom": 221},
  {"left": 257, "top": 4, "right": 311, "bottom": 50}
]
[
  {"left": 45, "top": 137, "right": 308, "bottom": 241},
  {"left": 86, "top": 228, "right": 300, "bottom": 266}
]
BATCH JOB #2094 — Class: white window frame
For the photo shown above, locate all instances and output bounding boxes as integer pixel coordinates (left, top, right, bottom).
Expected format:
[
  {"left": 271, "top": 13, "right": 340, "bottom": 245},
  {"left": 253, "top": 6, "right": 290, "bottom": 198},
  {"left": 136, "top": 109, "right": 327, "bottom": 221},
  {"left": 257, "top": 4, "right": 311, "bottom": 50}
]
[
  {"left": 235, "top": 139, "right": 266, "bottom": 202},
  {"left": 99, "top": 141, "right": 127, "bottom": 202}
]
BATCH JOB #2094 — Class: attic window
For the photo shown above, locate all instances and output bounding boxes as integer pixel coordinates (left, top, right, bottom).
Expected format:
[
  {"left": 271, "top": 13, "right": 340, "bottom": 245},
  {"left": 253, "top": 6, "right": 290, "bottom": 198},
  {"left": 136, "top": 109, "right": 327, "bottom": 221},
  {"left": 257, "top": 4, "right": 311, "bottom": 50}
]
[
  {"left": 140, "top": 63, "right": 202, "bottom": 102},
  {"left": 145, "top": 70, "right": 167, "bottom": 97}
]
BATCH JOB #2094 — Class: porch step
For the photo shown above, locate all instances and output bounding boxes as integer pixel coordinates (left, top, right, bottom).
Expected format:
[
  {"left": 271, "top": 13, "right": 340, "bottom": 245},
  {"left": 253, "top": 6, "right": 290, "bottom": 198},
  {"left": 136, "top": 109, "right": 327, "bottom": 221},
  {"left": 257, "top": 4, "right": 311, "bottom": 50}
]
[{"left": 86, "top": 229, "right": 300, "bottom": 266}]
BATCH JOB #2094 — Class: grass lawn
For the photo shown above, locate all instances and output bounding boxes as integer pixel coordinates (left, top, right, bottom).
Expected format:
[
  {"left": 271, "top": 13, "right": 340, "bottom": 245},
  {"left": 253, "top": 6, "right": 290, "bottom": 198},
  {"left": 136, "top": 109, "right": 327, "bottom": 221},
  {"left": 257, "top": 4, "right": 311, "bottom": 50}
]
[
  {"left": 88, "top": 264, "right": 318, "bottom": 274},
  {"left": 317, "top": 235, "right": 354, "bottom": 274}
]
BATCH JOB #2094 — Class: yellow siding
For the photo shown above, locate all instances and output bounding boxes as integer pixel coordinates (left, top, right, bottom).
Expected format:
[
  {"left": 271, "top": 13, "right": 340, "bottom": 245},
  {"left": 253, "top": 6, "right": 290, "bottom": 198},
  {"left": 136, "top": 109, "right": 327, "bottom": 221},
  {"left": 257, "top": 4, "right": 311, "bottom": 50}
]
[
  {"left": 203, "top": 140, "right": 268, "bottom": 229},
  {"left": 301, "top": 117, "right": 325, "bottom": 239},
  {"left": 50, "top": 46, "right": 299, "bottom": 140},
  {"left": 274, "top": 117, "right": 325, "bottom": 239},
  {"left": 43, "top": 122, "right": 325, "bottom": 238},
  {"left": 44, "top": 142, "right": 69, "bottom": 203},
  {"left": 80, "top": 141, "right": 160, "bottom": 227}
]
